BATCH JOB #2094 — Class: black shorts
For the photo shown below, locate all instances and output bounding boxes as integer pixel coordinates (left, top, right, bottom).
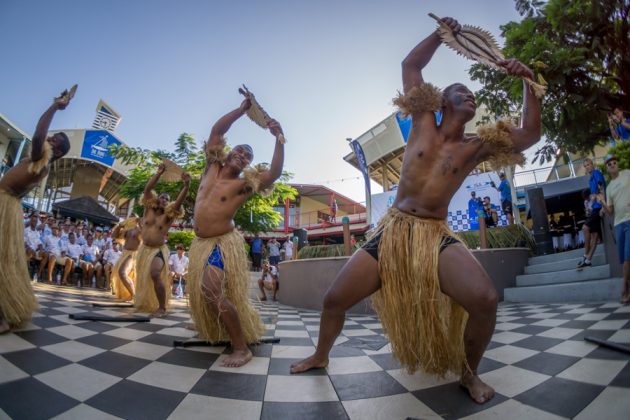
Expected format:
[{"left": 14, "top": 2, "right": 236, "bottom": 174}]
[
  {"left": 154, "top": 252, "right": 165, "bottom": 263},
  {"left": 252, "top": 253, "right": 262, "bottom": 268},
  {"left": 501, "top": 200, "right": 513, "bottom": 214},
  {"left": 585, "top": 208, "right": 602, "bottom": 234},
  {"left": 361, "top": 230, "right": 460, "bottom": 261}
]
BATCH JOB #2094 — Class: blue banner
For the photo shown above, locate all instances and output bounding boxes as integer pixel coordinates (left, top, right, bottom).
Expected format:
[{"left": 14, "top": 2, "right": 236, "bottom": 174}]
[
  {"left": 395, "top": 112, "right": 412, "bottom": 143},
  {"left": 350, "top": 140, "right": 372, "bottom": 224},
  {"left": 81, "top": 130, "right": 121, "bottom": 167}
]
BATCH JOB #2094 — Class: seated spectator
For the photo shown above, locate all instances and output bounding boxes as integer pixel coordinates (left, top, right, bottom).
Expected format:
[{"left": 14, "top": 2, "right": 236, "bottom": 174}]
[
  {"left": 61, "top": 233, "right": 83, "bottom": 286},
  {"left": 169, "top": 244, "right": 189, "bottom": 297},
  {"left": 44, "top": 226, "right": 65, "bottom": 284},
  {"left": 24, "top": 213, "right": 47, "bottom": 281},
  {"left": 81, "top": 235, "right": 102, "bottom": 287},
  {"left": 258, "top": 261, "right": 279, "bottom": 301},
  {"left": 103, "top": 242, "right": 122, "bottom": 291}
]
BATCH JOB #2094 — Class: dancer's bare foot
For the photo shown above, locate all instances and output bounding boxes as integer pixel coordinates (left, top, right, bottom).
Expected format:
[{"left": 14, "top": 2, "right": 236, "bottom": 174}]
[
  {"left": 259, "top": 295, "right": 267, "bottom": 301},
  {"left": 290, "top": 355, "right": 329, "bottom": 374},
  {"left": 184, "top": 323, "right": 197, "bottom": 331},
  {"left": 460, "top": 372, "right": 495, "bottom": 404},
  {"left": 621, "top": 295, "right": 629, "bottom": 304},
  {"left": 151, "top": 308, "right": 167, "bottom": 318},
  {"left": 0, "top": 318, "right": 10, "bottom": 334},
  {"left": 221, "top": 348, "right": 253, "bottom": 367}
]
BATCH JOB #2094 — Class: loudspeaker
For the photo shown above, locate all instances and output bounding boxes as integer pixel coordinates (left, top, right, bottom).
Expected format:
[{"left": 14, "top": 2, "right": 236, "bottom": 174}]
[
  {"left": 526, "top": 187, "right": 554, "bottom": 255},
  {"left": 292, "top": 228, "right": 308, "bottom": 249}
]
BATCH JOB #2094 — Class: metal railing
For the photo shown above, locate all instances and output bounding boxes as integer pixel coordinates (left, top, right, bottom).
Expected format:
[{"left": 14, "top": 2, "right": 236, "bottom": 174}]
[
  {"left": 513, "top": 156, "right": 605, "bottom": 188},
  {"left": 276, "top": 210, "right": 368, "bottom": 230}
]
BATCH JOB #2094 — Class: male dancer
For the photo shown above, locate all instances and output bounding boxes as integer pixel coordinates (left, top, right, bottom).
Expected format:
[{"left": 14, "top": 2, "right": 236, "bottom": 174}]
[
  {"left": 291, "top": 17, "right": 541, "bottom": 404},
  {"left": 0, "top": 89, "right": 74, "bottom": 332},
  {"left": 135, "top": 169, "right": 189, "bottom": 316},
  {"left": 188, "top": 98, "right": 284, "bottom": 367},
  {"left": 111, "top": 217, "right": 142, "bottom": 301}
]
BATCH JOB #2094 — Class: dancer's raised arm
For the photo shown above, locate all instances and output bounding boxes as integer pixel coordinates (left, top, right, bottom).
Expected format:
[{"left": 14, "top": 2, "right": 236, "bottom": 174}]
[
  {"left": 143, "top": 163, "right": 165, "bottom": 199},
  {"left": 257, "top": 119, "right": 285, "bottom": 191},
  {"left": 31, "top": 90, "right": 72, "bottom": 161},
  {"left": 207, "top": 99, "right": 251, "bottom": 149},
  {"left": 172, "top": 172, "right": 191, "bottom": 210}
]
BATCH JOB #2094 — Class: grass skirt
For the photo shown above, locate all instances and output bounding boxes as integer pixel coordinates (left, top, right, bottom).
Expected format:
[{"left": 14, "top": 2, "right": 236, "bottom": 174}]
[
  {"left": 371, "top": 208, "right": 468, "bottom": 376},
  {"left": 112, "top": 250, "right": 136, "bottom": 301},
  {"left": 0, "top": 191, "right": 38, "bottom": 327},
  {"left": 188, "top": 231, "right": 265, "bottom": 343},
  {"left": 134, "top": 244, "right": 170, "bottom": 312}
]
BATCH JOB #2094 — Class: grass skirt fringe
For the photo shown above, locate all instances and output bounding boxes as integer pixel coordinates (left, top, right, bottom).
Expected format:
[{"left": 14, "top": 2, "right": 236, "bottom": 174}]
[
  {"left": 188, "top": 231, "right": 265, "bottom": 343},
  {"left": 112, "top": 250, "right": 136, "bottom": 301},
  {"left": 0, "top": 191, "right": 38, "bottom": 327},
  {"left": 134, "top": 244, "right": 170, "bottom": 312},
  {"left": 371, "top": 208, "right": 468, "bottom": 376}
]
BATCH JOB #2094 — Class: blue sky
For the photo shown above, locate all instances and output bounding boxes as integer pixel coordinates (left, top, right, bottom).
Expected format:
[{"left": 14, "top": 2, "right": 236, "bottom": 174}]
[{"left": 1, "top": 0, "right": 527, "bottom": 203}]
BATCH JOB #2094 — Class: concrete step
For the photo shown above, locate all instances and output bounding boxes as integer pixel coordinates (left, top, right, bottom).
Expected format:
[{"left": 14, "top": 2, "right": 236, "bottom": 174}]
[
  {"left": 524, "top": 254, "right": 607, "bottom": 274},
  {"left": 516, "top": 264, "right": 610, "bottom": 287},
  {"left": 527, "top": 246, "right": 604, "bottom": 266},
  {"left": 504, "top": 278, "right": 622, "bottom": 303}
]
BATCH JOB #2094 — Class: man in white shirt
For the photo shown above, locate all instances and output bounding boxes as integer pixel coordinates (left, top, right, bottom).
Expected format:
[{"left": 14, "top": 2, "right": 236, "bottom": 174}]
[
  {"left": 76, "top": 227, "right": 88, "bottom": 246},
  {"left": 257, "top": 261, "right": 279, "bottom": 301},
  {"left": 102, "top": 242, "right": 122, "bottom": 290},
  {"left": 24, "top": 213, "right": 47, "bottom": 281},
  {"left": 62, "top": 233, "right": 83, "bottom": 286},
  {"left": 81, "top": 235, "right": 102, "bottom": 288},
  {"left": 268, "top": 238, "right": 281, "bottom": 266},
  {"left": 282, "top": 237, "right": 293, "bottom": 261},
  {"left": 44, "top": 226, "right": 65, "bottom": 284},
  {"left": 169, "top": 245, "right": 189, "bottom": 297}
]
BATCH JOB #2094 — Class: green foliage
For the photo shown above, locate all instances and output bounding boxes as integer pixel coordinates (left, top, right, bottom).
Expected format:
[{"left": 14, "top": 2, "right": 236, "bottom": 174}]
[
  {"left": 110, "top": 133, "right": 297, "bottom": 234},
  {"left": 167, "top": 230, "right": 195, "bottom": 250},
  {"left": 458, "top": 224, "right": 536, "bottom": 253},
  {"left": 469, "top": 0, "right": 630, "bottom": 164},
  {"left": 605, "top": 141, "right": 630, "bottom": 172}
]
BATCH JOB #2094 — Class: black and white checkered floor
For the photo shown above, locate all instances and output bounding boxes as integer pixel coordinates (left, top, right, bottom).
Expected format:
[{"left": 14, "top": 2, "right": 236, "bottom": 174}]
[{"left": 1, "top": 283, "right": 629, "bottom": 420}]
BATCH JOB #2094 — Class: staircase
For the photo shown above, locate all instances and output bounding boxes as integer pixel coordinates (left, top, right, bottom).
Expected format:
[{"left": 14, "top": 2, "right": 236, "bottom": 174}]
[{"left": 504, "top": 246, "right": 622, "bottom": 302}]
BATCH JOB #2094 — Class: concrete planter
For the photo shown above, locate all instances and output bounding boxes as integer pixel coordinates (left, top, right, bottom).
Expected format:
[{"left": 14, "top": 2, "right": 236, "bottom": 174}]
[{"left": 277, "top": 248, "right": 530, "bottom": 315}]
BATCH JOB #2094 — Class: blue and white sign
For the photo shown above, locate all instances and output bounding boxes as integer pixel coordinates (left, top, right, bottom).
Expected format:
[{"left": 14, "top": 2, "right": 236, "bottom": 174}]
[
  {"left": 395, "top": 112, "right": 411, "bottom": 143},
  {"left": 81, "top": 130, "right": 121, "bottom": 167}
]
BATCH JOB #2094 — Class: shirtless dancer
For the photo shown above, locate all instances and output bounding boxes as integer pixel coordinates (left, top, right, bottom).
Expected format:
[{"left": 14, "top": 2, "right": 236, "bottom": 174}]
[
  {"left": 111, "top": 217, "right": 142, "bottom": 301},
  {"left": 0, "top": 89, "right": 74, "bottom": 332},
  {"left": 135, "top": 169, "right": 190, "bottom": 317},
  {"left": 187, "top": 98, "right": 284, "bottom": 367},
  {"left": 291, "top": 17, "right": 541, "bottom": 404}
]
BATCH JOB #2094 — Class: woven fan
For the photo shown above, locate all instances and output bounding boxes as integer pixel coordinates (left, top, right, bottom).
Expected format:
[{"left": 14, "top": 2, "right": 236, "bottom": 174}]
[
  {"left": 238, "top": 85, "right": 286, "bottom": 144},
  {"left": 161, "top": 158, "right": 184, "bottom": 182},
  {"left": 429, "top": 13, "right": 546, "bottom": 98},
  {"left": 56, "top": 84, "right": 78, "bottom": 103}
]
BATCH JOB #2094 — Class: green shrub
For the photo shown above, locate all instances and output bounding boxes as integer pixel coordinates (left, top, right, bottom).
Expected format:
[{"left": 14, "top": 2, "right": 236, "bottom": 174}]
[
  {"left": 458, "top": 224, "right": 536, "bottom": 253},
  {"left": 297, "top": 244, "right": 360, "bottom": 259},
  {"left": 167, "top": 230, "right": 195, "bottom": 251}
]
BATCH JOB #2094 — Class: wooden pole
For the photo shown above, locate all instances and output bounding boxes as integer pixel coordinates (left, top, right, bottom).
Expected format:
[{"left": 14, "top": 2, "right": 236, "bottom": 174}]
[
  {"left": 342, "top": 216, "right": 351, "bottom": 256},
  {"left": 478, "top": 211, "right": 488, "bottom": 249}
]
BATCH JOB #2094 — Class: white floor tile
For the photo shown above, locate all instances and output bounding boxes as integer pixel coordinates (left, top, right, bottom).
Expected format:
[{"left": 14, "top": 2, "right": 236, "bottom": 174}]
[
  {"left": 386, "top": 368, "right": 456, "bottom": 391},
  {"left": 537, "top": 327, "right": 582, "bottom": 340},
  {"left": 0, "top": 334, "right": 35, "bottom": 354},
  {"left": 0, "top": 356, "right": 29, "bottom": 384},
  {"left": 461, "top": 399, "right": 567, "bottom": 420},
  {"left": 484, "top": 345, "right": 539, "bottom": 365},
  {"left": 42, "top": 340, "right": 105, "bottom": 362},
  {"left": 35, "top": 364, "right": 120, "bottom": 401},
  {"left": 264, "top": 375, "right": 338, "bottom": 402},
  {"left": 167, "top": 394, "right": 261, "bottom": 420},
  {"left": 47, "top": 325, "right": 96, "bottom": 340},
  {"left": 491, "top": 331, "right": 531, "bottom": 344},
  {"left": 326, "top": 356, "right": 382, "bottom": 375},
  {"left": 210, "top": 355, "right": 269, "bottom": 375},
  {"left": 574, "top": 386, "right": 630, "bottom": 420},
  {"left": 343, "top": 393, "right": 441, "bottom": 420},
  {"left": 50, "top": 404, "right": 122, "bottom": 420},
  {"left": 587, "top": 320, "right": 628, "bottom": 330},
  {"left": 607, "top": 329, "right": 630, "bottom": 343},
  {"left": 557, "top": 358, "right": 627, "bottom": 386},
  {"left": 270, "top": 345, "right": 316, "bottom": 359},
  {"left": 545, "top": 340, "right": 597, "bottom": 357},
  {"left": 112, "top": 341, "right": 171, "bottom": 361},
  {"left": 128, "top": 361, "right": 206, "bottom": 393},
  {"left": 479, "top": 365, "right": 550, "bottom": 397}
]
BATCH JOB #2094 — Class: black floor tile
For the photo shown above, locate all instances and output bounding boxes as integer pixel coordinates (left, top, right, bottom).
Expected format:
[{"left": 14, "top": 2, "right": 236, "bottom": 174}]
[
  {"left": 272, "top": 337, "right": 314, "bottom": 346},
  {"left": 610, "top": 362, "right": 630, "bottom": 388},
  {"left": 0, "top": 377, "right": 79, "bottom": 419},
  {"left": 275, "top": 325, "right": 307, "bottom": 331},
  {"left": 571, "top": 329, "right": 616, "bottom": 342},
  {"left": 412, "top": 382, "right": 508, "bottom": 419},
  {"left": 512, "top": 336, "right": 564, "bottom": 351},
  {"left": 76, "top": 334, "right": 132, "bottom": 350},
  {"left": 267, "top": 358, "right": 326, "bottom": 376},
  {"left": 138, "top": 333, "right": 181, "bottom": 347},
  {"left": 250, "top": 343, "right": 273, "bottom": 357},
  {"left": 585, "top": 346, "right": 630, "bottom": 360},
  {"left": 561, "top": 320, "right": 599, "bottom": 329},
  {"left": 261, "top": 402, "right": 348, "bottom": 420},
  {"left": 329, "top": 345, "right": 366, "bottom": 357},
  {"left": 86, "top": 379, "right": 185, "bottom": 420},
  {"left": 368, "top": 353, "right": 402, "bottom": 371},
  {"left": 79, "top": 351, "right": 151, "bottom": 377},
  {"left": 605, "top": 312, "right": 630, "bottom": 320},
  {"left": 77, "top": 321, "right": 120, "bottom": 333},
  {"left": 30, "top": 316, "right": 66, "bottom": 329},
  {"left": 3, "top": 348, "right": 71, "bottom": 376},
  {"left": 14, "top": 329, "right": 67, "bottom": 347},
  {"left": 514, "top": 352, "right": 579, "bottom": 376},
  {"left": 477, "top": 357, "right": 506, "bottom": 374},
  {"left": 511, "top": 325, "right": 554, "bottom": 335},
  {"left": 126, "top": 322, "right": 167, "bottom": 332},
  {"left": 36, "top": 307, "right": 65, "bottom": 316},
  {"left": 157, "top": 349, "right": 218, "bottom": 369},
  {"left": 191, "top": 370, "right": 267, "bottom": 401},
  {"left": 330, "top": 371, "right": 406, "bottom": 400},
  {"left": 514, "top": 377, "right": 604, "bottom": 419}
]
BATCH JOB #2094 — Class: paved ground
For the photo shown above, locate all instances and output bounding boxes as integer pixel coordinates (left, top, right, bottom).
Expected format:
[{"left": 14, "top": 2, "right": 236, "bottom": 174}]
[{"left": 0, "top": 283, "right": 629, "bottom": 419}]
